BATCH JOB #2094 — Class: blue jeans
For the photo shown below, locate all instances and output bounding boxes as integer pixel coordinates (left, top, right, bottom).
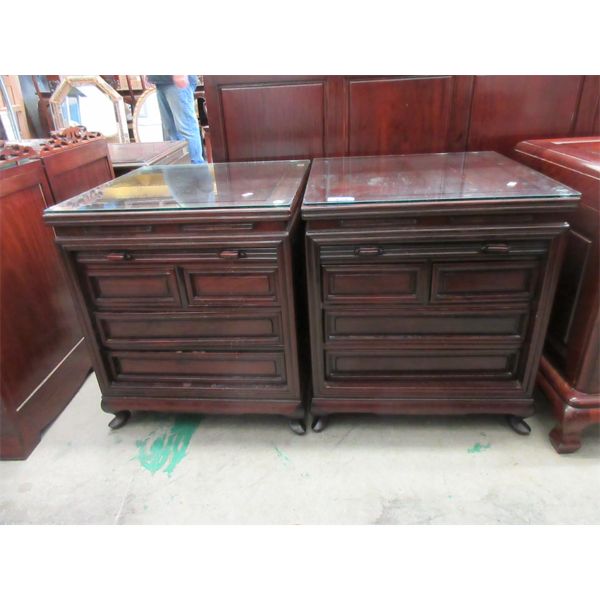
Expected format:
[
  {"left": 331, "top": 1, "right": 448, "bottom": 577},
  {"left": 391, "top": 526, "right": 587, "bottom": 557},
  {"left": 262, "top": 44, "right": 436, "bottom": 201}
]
[{"left": 155, "top": 76, "right": 204, "bottom": 163}]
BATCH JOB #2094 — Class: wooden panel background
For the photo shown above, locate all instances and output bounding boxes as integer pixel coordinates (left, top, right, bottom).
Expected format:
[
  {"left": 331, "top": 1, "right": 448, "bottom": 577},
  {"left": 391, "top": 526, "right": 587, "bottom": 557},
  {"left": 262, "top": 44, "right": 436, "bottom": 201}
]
[{"left": 204, "top": 75, "right": 600, "bottom": 162}]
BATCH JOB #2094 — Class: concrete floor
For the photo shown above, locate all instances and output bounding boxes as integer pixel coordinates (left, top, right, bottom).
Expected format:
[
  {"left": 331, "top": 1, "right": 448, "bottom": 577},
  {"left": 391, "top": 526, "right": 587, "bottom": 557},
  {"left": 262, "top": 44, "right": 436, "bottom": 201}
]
[{"left": 1, "top": 374, "right": 599, "bottom": 524}]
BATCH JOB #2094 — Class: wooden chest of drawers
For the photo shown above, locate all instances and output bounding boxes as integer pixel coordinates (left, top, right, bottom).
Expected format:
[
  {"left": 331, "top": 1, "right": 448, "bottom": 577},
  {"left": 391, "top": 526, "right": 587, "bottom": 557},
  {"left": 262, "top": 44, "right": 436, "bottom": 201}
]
[
  {"left": 44, "top": 160, "right": 311, "bottom": 433},
  {"left": 514, "top": 137, "right": 600, "bottom": 453},
  {"left": 301, "top": 152, "right": 580, "bottom": 431}
]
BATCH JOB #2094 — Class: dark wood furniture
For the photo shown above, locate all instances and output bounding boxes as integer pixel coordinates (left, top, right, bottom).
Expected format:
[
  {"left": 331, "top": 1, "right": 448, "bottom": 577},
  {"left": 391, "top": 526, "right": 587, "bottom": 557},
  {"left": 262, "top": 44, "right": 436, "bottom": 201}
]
[
  {"left": 44, "top": 160, "right": 311, "bottom": 433},
  {"left": 301, "top": 152, "right": 579, "bottom": 432},
  {"left": 0, "top": 159, "right": 91, "bottom": 459},
  {"left": 2, "top": 128, "right": 115, "bottom": 204},
  {"left": 204, "top": 76, "right": 600, "bottom": 162},
  {"left": 514, "top": 137, "right": 600, "bottom": 453},
  {"left": 39, "top": 135, "right": 115, "bottom": 203},
  {"left": 109, "top": 141, "right": 190, "bottom": 176}
]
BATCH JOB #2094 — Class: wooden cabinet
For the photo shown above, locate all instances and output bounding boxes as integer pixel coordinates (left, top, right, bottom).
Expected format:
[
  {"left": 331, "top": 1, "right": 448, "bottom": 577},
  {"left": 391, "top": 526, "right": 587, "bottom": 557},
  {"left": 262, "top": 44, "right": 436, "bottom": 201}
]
[
  {"left": 301, "top": 152, "right": 579, "bottom": 430},
  {"left": 204, "top": 76, "right": 600, "bottom": 162},
  {"left": 0, "top": 160, "right": 91, "bottom": 459},
  {"left": 44, "top": 161, "right": 311, "bottom": 433},
  {"left": 514, "top": 137, "right": 600, "bottom": 453}
]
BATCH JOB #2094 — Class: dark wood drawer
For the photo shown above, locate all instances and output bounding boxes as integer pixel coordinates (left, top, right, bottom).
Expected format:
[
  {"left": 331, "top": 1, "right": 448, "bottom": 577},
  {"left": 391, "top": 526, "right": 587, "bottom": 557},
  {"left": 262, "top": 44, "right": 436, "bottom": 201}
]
[
  {"left": 182, "top": 265, "right": 280, "bottom": 306},
  {"left": 76, "top": 247, "right": 279, "bottom": 264},
  {"left": 319, "top": 240, "right": 549, "bottom": 263},
  {"left": 321, "top": 263, "right": 429, "bottom": 304},
  {"left": 96, "top": 309, "right": 284, "bottom": 349},
  {"left": 108, "top": 350, "right": 287, "bottom": 385},
  {"left": 431, "top": 260, "right": 540, "bottom": 303},
  {"left": 325, "top": 348, "right": 520, "bottom": 381},
  {"left": 324, "top": 306, "right": 529, "bottom": 342},
  {"left": 82, "top": 265, "right": 182, "bottom": 309}
]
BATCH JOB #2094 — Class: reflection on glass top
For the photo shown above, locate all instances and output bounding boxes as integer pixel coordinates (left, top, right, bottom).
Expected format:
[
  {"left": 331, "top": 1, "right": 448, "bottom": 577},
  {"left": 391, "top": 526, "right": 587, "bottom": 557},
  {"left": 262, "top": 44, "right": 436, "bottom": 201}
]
[
  {"left": 303, "top": 152, "right": 579, "bottom": 206},
  {"left": 46, "top": 160, "right": 310, "bottom": 212}
]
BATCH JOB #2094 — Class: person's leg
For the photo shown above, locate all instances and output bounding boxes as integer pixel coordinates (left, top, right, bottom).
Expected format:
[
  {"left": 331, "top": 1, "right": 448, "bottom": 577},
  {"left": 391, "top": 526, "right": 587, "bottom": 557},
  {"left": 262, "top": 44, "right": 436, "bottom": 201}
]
[
  {"left": 162, "top": 81, "right": 204, "bottom": 163},
  {"left": 155, "top": 85, "right": 178, "bottom": 141}
]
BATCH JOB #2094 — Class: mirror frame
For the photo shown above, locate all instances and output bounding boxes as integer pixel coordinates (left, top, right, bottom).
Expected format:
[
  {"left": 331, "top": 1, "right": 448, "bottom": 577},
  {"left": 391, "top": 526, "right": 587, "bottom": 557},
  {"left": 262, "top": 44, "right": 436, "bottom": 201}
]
[
  {"left": 49, "top": 76, "right": 129, "bottom": 143},
  {"left": 132, "top": 87, "right": 163, "bottom": 143}
]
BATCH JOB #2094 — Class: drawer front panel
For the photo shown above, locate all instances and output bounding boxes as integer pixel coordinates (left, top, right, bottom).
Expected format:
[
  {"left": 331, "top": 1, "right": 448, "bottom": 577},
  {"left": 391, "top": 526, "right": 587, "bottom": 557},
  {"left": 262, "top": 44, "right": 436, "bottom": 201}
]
[
  {"left": 77, "top": 247, "right": 279, "bottom": 264},
  {"left": 322, "top": 264, "right": 429, "bottom": 304},
  {"left": 319, "top": 240, "right": 549, "bottom": 263},
  {"left": 83, "top": 265, "right": 182, "bottom": 308},
  {"left": 97, "top": 310, "right": 283, "bottom": 349},
  {"left": 109, "top": 351, "right": 286, "bottom": 385},
  {"left": 431, "top": 260, "right": 540, "bottom": 303},
  {"left": 324, "top": 307, "right": 529, "bottom": 341},
  {"left": 325, "top": 349, "right": 519, "bottom": 381},
  {"left": 183, "top": 266, "right": 280, "bottom": 306}
]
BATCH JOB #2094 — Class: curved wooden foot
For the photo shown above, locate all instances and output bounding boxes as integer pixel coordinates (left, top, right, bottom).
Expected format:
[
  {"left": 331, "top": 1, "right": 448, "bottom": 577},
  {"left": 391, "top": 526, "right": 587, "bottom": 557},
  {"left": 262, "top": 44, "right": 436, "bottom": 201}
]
[
  {"left": 549, "top": 426, "right": 582, "bottom": 454},
  {"left": 506, "top": 415, "right": 531, "bottom": 435},
  {"left": 108, "top": 411, "right": 131, "bottom": 430},
  {"left": 311, "top": 415, "right": 329, "bottom": 433},
  {"left": 289, "top": 418, "right": 306, "bottom": 435}
]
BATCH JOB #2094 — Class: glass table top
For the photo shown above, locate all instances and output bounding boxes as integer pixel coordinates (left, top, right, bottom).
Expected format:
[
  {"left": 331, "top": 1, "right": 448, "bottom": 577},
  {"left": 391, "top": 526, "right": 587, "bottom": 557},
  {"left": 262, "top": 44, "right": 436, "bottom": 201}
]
[
  {"left": 45, "top": 160, "right": 310, "bottom": 212},
  {"left": 303, "top": 152, "right": 579, "bottom": 206}
]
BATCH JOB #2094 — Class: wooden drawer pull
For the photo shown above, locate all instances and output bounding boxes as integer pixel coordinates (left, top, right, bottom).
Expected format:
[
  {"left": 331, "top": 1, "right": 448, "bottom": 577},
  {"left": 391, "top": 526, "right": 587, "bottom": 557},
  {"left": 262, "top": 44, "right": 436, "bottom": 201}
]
[
  {"left": 354, "top": 246, "right": 384, "bottom": 257},
  {"left": 480, "top": 243, "right": 511, "bottom": 254},
  {"left": 219, "top": 249, "right": 247, "bottom": 259},
  {"left": 106, "top": 251, "right": 133, "bottom": 262}
]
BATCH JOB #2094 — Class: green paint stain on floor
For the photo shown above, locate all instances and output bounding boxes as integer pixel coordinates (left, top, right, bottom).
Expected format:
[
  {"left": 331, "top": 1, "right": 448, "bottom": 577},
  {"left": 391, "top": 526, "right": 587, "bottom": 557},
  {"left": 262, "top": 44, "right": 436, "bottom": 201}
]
[
  {"left": 274, "top": 446, "right": 291, "bottom": 466},
  {"left": 468, "top": 442, "right": 491, "bottom": 454},
  {"left": 135, "top": 416, "right": 201, "bottom": 476}
]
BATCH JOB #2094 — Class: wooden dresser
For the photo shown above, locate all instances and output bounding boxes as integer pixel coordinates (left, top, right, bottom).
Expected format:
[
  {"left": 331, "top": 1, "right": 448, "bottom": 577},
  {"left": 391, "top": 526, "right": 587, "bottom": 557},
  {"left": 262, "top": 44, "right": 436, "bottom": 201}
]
[
  {"left": 514, "top": 137, "right": 600, "bottom": 453},
  {"left": 108, "top": 141, "right": 190, "bottom": 177},
  {"left": 44, "top": 161, "right": 311, "bottom": 433},
  {"left": 301, "top": 152, "right": 579, "bottom": 432}
]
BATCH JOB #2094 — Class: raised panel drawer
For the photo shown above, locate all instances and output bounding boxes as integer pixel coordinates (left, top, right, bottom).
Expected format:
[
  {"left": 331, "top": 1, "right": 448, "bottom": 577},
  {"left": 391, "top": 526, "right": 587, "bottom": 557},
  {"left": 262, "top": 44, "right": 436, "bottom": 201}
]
[
  {"left": 76, "top": 247, "right": 278, "bottom": 264},
  {"left": 325, "top": 348, "right": 520, "bottom": 381},
  {"left": 431, "top": 260, "right": 540, "bottom": 303},
  {"left": 108, "top": 350, "right": 287, "bottom": 385},
  {"left": 96, "top": 309, "right": 283, "bottom": 349},
  {"left": 182, "top": 265, "right": 280, "bottom": 306},
  {"left": 322, "top": 263, "right": 429, "bottom": 304},
  {"left": 324, "top": 306, "right": 529, "bottom": 342},
  {"left": 82, "top": 265, "right": 182, "bottom": 309},
  {"left": 319, "top": 240, "right": 549, "bottom": 263}
]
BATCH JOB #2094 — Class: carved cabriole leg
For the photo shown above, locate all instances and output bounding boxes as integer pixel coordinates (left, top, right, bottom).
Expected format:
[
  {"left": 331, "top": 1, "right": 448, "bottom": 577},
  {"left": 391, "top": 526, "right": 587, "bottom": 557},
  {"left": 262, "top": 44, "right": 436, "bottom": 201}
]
[
  {"left": 549, "top": 405, "right": 585, "bottom": 454},
  {"left": 537, "top": 356, "right": 600, "bottom": 454}
]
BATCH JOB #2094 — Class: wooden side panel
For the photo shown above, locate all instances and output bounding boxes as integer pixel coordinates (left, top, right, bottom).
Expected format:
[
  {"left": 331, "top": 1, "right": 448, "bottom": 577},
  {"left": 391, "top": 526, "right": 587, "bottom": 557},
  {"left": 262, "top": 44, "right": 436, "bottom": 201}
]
[
  {"left": 205, "top": 76, "right": 331, "bottom": 162},
  {"left": 0, "top": 161, "right": 90, "bottom": 459},
  {"left": 573, "top": 76, "right": 600, "bottom": 135},
  {"left": 42, "top": 138, "right": 115, "bottom": 203},
  {"left": 0, "top": 163, "right": 82, "bottom": 409},
  {"left": 345, "top": 76, "right": 472, "bottom": 155},
  {"left": 467, "top": 76, "right": 584, "bottom": 155},
  {"left": 205, "top": 75, "right": 599, "bottom": 161}
]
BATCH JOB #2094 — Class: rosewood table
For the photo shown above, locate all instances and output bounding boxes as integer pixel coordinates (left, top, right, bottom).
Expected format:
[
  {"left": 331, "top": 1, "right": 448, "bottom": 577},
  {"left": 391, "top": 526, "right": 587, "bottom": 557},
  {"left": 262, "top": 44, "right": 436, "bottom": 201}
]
[
  {"left": 514, "top": 137, "right": 600, "bottom": 453},
  {"left": 44, "top": 160, "right": 311, "bottom": 433},
  {"left": 301, "top": 152, "right": 580, "bottom": 433}
]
